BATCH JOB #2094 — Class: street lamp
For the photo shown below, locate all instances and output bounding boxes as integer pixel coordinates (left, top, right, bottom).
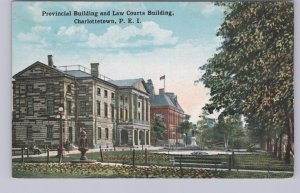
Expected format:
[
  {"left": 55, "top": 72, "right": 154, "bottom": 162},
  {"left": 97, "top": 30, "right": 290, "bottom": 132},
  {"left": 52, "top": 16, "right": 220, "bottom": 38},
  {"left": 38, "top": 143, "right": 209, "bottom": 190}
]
[{"left": 57, "top": 106, "right": 64, "bottom": 163}]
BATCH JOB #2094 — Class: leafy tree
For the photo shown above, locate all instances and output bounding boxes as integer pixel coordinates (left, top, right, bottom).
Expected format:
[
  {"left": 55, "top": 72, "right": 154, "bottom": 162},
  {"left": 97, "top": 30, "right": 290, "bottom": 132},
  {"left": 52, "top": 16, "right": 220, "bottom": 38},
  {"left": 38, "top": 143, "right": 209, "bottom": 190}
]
[
  {"left": 150, "top": 115, "right": 166, "bottom": 146},
  {"left": 197, "top": 2, "right": 293, "bottom": 162},
  {"left": 177, "top": 114, "right": 193, "bottom": 145}
]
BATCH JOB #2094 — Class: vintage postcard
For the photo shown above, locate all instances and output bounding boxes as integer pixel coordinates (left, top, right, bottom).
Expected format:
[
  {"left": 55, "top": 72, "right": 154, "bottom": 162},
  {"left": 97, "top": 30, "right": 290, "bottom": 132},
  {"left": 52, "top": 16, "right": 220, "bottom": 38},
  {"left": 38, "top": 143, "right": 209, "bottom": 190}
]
[{"left": 12, "top": 0, "right": 294, "bottom": 179}]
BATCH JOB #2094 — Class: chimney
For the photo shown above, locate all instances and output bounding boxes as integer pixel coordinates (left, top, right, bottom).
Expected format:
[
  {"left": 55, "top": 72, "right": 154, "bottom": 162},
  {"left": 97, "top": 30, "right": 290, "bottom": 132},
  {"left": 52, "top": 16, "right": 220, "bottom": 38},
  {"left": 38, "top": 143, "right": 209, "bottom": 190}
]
[
  {"left": 159, "top": 88, "right": 165, "bottom": 95},
  {"left": 48, "top": 55, "right": 53, "bottom": 67},
  {"left": 90, "top": 63, "right": 99, "bottom": 77}
]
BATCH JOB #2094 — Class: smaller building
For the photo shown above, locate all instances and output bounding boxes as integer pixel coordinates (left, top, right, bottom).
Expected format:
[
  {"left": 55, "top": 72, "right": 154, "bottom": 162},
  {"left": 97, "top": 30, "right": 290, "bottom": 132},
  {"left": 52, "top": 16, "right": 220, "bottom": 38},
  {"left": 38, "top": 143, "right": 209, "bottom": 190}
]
[{"left": 146, "top": 80, "right": 185, "bottom": 145}]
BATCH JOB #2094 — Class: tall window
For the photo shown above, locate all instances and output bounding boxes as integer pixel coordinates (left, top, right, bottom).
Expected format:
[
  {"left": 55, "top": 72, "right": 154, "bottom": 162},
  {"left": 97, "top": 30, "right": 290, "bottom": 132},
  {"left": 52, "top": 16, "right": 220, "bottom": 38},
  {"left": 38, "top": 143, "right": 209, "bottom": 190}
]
[
  {"left": 47, "top": 84, "right": 54, "bottom": 92},
  {"left": 47, "top": 125, "right": 53, "bottom": 139},
  {"left": 67, "top": 85, "right": 71, "bottom": 93},
  {"left": 104, "top": 90, "right": 108, "bottom": 98},
  {"left": 125, "top": 108, "right": 128, "bottom": 120},
  {"left": 97, "top": 101, "right": 101, "bottom": 116},
  {"left": 97, "top": 88, "right": 101, "bottom": 95},
  {"left": 98, "top": 127, "right": 102, "bottom": 139},
  {"left": 120, "top": 108, "right": 123, "bottom": 120},
  {"left": 138, "top": 112, "right": 141, "bottom": 120},
  {"left": 111, "top": 105, "right": 114, "bottom": 119},
  {"left": 79, "top": 101, "right": 86, "bottom": 115},
  {"left": 125, "top": 97, "right": 128, "bottom": 103},
  {"left": 105, "top": 128, "right": 109, "bottom": 139},
  {"left": 26, "top": 84, "right": 33, "bottom": 93},
  {"left": 111, "top": 92, "right": 115, "bottom": 99},
  {"left": 138, "top": 102, "right": 141, "bottom": 108},
  {"left": 26, "top": 126, "right": 32, "bottom": 139},
  {"left": 26, "top": 98, "right": 34, "bottom": 115},
  {"left": 47, "top": 100, "right": 54, "bottom": 115},
  {"left": 67, "top": 100, "right": 72, "bottom": 115},
  {"left": 104, "top": 103, "right": 108, "bottom": 117}
]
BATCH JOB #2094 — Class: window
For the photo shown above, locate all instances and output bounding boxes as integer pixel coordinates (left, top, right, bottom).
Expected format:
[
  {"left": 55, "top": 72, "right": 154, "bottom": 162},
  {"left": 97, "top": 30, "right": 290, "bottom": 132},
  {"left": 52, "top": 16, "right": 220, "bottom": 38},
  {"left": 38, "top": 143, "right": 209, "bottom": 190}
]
[
  {"left": 47, "top": 125, "right": 53, "bottom": 139},
  {"left": 26, "top": 85, "right": 33, "bottom": 93},
  {"left": 104, "top": 90, "right": 108, "bottom": 98},
  {"left": 97, "top": 88, "right": 101, "bottom": 95},
  {"left": 111, "top": 93, "right": 115, "bottom": 99},
  {"left": 111, "top": 105, "right": 114, "bottom": 119},
  {"left": 67, "top": 100, "right": 72, "bottom": 115},
  {"left": 79, "top": 86, "right": 86, "bottom": 94},
  {"left": 47, "top": 100, "right": 54, "bottom": 115},
  {"left": 67, "top": 85, "right": 71, "bottom": 93},
  {"left": 125, "top": 108, "right": 128, "bottom": 120},
  {"left": 97, "top": 101, "right": 101, "bottom": 116},
  {"left": 125, "top": 97, "right": 128, "bottom": 103},
  {"left": 105, "top": 128, "right": 109, "bottom": 139},
  {"left": 138, "top": 112, "right": 141, "bottom": 120},
  {"left": 120, "top": 96, "right": 123, "bottom": 101},
  {"left": 47, "top": 84, "right": 54, "bottom": 92},
  {"left": 79, "top": 101, "right": 86, "bottom": 115},
  {"left": 138, "top": 102, "right": 141, "bottom": 108},
  {"left": 98, "top": 127, "right": 102, "bottom": 139},
  {"left": 104, "top": 103, "right": 108, "bottom": 117},
  {"left": 120, "top": 108, "right": 123, "bottom": 119},
  {"left": 26, "top": 126, "right": 32, "bottom": 139},
  {"left": 26, "top": 98, "right": 34, "bottom": 115}
]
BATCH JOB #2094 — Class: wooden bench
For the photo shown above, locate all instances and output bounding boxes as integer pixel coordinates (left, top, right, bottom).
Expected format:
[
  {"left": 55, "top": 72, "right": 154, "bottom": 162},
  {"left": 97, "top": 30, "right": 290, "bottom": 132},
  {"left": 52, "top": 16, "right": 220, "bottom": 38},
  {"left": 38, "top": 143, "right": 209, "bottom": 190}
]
[{"left": 171, "top": 155, "right": 227, "bottom": 169}]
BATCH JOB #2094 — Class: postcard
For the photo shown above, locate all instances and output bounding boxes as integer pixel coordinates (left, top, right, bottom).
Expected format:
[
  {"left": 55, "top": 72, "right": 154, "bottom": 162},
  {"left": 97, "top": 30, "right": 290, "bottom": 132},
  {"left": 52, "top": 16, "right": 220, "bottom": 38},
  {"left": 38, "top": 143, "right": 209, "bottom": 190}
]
[{"left": 12, "top": 0, "right": 294, "bottom": 179}]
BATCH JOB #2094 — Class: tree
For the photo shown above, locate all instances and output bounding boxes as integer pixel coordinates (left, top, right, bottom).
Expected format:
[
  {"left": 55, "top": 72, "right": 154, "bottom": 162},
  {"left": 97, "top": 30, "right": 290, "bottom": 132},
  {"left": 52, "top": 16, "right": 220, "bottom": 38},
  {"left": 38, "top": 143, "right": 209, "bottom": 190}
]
[
  {"left": 150, "top": 115, "right": 166, "bottom": 146},
  {"left": 197, "top": 2, "right": 293, "bottom": 162},
  {"left": 177, "top": 114, "right": 193, "bottom": 145}
]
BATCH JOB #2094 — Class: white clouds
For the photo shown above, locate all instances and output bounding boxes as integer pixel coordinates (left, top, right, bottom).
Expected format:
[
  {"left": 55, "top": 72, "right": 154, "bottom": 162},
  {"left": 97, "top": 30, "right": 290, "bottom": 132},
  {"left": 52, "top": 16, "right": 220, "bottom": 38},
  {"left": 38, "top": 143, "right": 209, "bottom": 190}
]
[
  {"left": 26, "top": 2, "right": 50, "bottom": 22},
  {"left": 32, "top": 25, "right": 51, "bottom": 33},
  {"left": 17, "top": 25, "right": 51, "bottom": 46},
  {"left": 17, "top": 32, "right": 40, "bottom": 42},
  {"left": 181, "top": 2, "right": 224, "bottom": 17},
  {"left": 83, "top": 21, "right": 178, "bottom": 48},
  {"left": 57, "top": 25, "right": 88, "bottom": 36}
]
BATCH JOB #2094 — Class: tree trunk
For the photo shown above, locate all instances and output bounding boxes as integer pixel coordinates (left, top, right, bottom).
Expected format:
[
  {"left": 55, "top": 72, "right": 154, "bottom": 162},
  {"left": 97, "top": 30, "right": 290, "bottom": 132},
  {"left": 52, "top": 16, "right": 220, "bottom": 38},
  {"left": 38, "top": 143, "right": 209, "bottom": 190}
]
[
  {"left": 278, "top": 133, "right": 283, "bottom": 160},
  {"left": 273, "top": 136, "right": 278, "bottom": 157}
]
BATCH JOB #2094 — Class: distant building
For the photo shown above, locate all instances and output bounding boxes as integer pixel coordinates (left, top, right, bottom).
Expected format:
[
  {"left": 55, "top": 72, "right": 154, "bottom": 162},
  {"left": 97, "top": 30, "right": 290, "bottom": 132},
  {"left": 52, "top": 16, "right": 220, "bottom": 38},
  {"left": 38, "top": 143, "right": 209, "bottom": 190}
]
[
  {"left": 146, "top": 79, "right": 185, "bottom": 144},
  {"left": 12, "top": 55, "right": 150, "bottom": 148}
]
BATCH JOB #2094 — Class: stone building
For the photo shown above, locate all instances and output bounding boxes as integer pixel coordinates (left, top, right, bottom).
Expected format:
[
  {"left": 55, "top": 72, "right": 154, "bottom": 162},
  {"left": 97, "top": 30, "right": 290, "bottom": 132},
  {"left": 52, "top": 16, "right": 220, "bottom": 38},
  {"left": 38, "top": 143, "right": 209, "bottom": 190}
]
[
  {"left": 109, "top": 79, "right": 151, "bottom": 147},
  {"left": 12, "top": 55, "right": 150, "bottom": 148},
  {"left": 146, "top": 80, "right": 185, "bottom": 145}
]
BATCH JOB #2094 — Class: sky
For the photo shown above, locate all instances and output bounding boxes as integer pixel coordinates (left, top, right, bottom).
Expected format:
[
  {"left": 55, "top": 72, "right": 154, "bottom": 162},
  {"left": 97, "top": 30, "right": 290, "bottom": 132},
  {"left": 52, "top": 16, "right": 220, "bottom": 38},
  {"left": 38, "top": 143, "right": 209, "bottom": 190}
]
[{"left": 12, "top": 2, "right": 225, "bottom": 123}]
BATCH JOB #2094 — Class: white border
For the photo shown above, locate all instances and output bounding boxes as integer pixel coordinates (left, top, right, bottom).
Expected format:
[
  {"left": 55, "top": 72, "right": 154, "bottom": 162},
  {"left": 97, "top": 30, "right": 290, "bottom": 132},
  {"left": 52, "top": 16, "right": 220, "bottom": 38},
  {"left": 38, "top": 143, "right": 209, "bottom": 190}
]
[{"left": 0, "top": 1, "right": 299, "bottom": 193}]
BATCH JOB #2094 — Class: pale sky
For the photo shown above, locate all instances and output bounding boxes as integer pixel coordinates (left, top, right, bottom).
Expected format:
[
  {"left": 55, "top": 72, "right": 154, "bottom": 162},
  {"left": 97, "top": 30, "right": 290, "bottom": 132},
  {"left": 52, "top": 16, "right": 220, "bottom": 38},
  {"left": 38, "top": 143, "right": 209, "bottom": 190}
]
[{"left": 12, "top": 2, "right": 224, "bottom": 123}]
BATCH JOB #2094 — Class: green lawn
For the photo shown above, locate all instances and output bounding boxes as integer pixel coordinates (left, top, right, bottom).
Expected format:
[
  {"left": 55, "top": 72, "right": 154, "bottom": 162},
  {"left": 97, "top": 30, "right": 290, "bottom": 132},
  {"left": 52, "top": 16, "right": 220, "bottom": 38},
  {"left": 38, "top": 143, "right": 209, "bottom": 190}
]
[{"left": 12, "top": 150, "right": 293, "bottom": 178}]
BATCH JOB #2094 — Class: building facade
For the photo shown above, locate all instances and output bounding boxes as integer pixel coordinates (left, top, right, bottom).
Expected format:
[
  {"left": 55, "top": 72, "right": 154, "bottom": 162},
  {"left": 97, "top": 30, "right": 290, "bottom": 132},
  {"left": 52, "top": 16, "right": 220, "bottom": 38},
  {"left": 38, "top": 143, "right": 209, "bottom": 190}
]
[
  {"left": 146, "top": 80, "right": 185, "bottom": 145},
  {"left": 12, "top": 55, "right": 150, "bottom": 148},
  {"left": 110, "top": 79, "right": 151, "bottom": 147}
]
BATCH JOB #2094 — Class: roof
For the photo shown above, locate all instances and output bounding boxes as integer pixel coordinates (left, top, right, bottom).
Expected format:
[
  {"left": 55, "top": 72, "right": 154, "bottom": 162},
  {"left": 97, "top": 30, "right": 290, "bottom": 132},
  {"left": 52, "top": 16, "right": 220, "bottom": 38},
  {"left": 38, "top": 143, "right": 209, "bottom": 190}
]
[
  {"left": 109, "top": 78, "right": 143, "bottom": 87},
  {"left": 63, "top": 70, "right": 92, "bottom": 78},
  {"left": 151, "top": 92, "right": 184, "bottom": 112}
]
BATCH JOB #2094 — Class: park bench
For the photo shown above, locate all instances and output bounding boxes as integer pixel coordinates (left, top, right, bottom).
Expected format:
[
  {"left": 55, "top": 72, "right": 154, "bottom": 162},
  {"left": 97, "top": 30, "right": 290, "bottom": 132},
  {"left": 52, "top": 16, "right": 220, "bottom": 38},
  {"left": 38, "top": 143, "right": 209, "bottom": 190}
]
[{"left": 171, "top": 155, "right": 227, "bottom": 169}]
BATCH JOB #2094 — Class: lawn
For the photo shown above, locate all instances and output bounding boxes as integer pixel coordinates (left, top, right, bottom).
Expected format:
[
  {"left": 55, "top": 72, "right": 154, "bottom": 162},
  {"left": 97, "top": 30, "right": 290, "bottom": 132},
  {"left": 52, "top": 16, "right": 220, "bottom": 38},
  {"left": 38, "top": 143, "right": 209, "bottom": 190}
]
[{"left": 12, "top": 150, "right": 294, "bottom": 178}]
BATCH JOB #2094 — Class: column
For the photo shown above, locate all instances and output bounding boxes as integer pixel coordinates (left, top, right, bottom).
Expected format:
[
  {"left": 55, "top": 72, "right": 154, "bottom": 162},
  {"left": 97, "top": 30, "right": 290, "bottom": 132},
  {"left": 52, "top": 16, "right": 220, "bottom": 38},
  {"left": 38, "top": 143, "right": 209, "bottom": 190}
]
[
  {"left": 118, "top": 130, "right": 121, "bottom": 145},
  {"left": 144, "top": 129, "right": 146, "bottom": 145},
  {"left": 148, "top": 131, "right": 151, "bottom": 145},
  {"left": 147, "top": 100, "right": 150, "bottom": 122},
  {"left": 137, "top": 129, "right": 140, "bottom": 146},
  {"left": 129, "top": 94, "right": 132, "bottom": 121},
  {"left": 132, "top": 129, "right": 135, "bottom": 146},
  {"left": 141, "top": 97, "right": 145, "bottom": 121},
  {"left": 135, "top": 95, "right": 138, "bottom": 120}
]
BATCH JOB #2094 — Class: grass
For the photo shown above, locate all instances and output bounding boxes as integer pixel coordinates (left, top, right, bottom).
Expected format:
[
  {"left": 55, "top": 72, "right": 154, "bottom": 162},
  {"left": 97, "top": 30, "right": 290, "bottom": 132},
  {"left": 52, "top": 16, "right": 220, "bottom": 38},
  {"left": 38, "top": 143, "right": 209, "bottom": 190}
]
[{"left": 12, "top": 150, "right": 294, "bottom": 178}]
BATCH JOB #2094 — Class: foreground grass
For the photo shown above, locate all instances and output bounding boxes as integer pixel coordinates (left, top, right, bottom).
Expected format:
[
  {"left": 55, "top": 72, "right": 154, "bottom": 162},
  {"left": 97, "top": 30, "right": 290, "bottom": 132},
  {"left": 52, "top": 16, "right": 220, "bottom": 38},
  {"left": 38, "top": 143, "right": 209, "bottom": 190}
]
[
  {"left": 12, "top": 163, "right": 214, "bottom": 178},
  {"left": 12, "top": 163, "right": 293, "bottom": 178}
]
